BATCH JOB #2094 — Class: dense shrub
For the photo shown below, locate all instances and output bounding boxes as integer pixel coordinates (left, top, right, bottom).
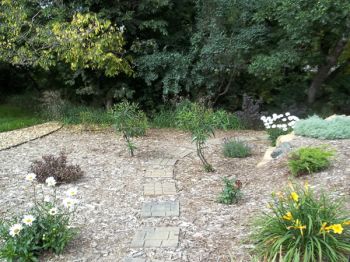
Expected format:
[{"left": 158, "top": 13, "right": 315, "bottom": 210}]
[
  {"left": 211, "top": 110, "right": 242, "bottom": 130},
  {"left": 30, "top": 151, "right": 84, "bottom": 184},
  {"left": 288, "top": 146, "right": 334, "bottom": 176},
  {"left": 218, "top": 177, "right": 242, "bottom": 204},
  {"left": 176, "top": 102, "right": 215, "bottom": 172},
  {"left": 223, "top": 139, "right": 251, "bottom": 158},
  {"left": 61, "top": 105, "right": 113, "bottom": 126},
  {"left": 0, "top": 175, "right": 78, "bottom": 260},
  {"left": 150, "top": 109, "right": 177, "bottom": 128},
  {"left": 294, "top": 115, "right": 350, "bottom": 139},
  {"left": 112, "top": 101, "right": 148, "bottom": 156},
  {"left": 252, "top": 182, "right": 350, "bottom": 262}
]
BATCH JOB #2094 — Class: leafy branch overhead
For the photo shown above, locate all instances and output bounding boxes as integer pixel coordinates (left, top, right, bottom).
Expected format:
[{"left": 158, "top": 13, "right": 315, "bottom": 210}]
[{"left": 0, "top": 1, "right": 132, "bottom": 76}]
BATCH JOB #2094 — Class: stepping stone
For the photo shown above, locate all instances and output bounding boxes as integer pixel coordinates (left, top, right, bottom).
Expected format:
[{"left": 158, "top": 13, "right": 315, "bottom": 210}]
[
  {"left": 143, "top": 158, "right": 178, "bottom": 167},
  {"left": 141, "top": 200, "right": 180, "bottom": 217},
  {"left": 145, "top": 167, "right": 174, "bottom": 178},
  {"left": 130, "top": 227, "right": 180, "bottom": 248},
  {"left": 124, "top": 258, "right": 146, "bottom": 262},
  {"left": 144, "top": 182, "right": 176, "bottom": 196}
]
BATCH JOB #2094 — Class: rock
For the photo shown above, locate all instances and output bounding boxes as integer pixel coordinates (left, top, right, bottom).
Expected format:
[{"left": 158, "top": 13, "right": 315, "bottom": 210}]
[
  {"left": 271, "top": 142, "right": 292, "bottom": 159},
  {"left": 325, "top": 114, "right": 349, "bottom": 121},
  {"left": 276, "top": 132, "right": 295, "bottom": 146},
  {"left": 256, "top": 147, "right": 275, "bottom": 167}
]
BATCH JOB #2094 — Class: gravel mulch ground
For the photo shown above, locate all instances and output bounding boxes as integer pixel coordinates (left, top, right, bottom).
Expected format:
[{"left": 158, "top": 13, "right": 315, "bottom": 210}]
[{"left": 0, "top": 127, "right": 349, "bottom": 262}]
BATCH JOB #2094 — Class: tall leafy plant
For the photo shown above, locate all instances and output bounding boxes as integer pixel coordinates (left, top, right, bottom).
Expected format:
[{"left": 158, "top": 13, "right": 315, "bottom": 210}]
[
  {"left": 176, "top": 103, "right": 215, "bottom": 172},
  {"left": 112, "top": 101, "right": 148, "bottom": 157}
]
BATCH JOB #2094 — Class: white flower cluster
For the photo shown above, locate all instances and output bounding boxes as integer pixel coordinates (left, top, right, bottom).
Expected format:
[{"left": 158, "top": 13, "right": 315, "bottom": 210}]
[
  {"left": 8, "top": 175, "right": 80, "bottom": 238},
  {"left": 260, "top": 112, "right": 300, "bottom": 131}
]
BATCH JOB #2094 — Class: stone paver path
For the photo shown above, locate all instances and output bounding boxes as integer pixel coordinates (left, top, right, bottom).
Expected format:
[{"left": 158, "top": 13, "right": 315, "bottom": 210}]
[
  {"left": 124, "top": 148, "right": 194, "bottom": 261},
  {"left": 141, "top": 200, "right": 179, "bottom": 217},
  {"left": 130, "top": 227, "right": 180, "bottom": 248},
  {"left": 143, "top": 181, "right": 177, "bottom": 196},
  {"left": 144, "top": 167, "right": 173, "bottom": 178}
]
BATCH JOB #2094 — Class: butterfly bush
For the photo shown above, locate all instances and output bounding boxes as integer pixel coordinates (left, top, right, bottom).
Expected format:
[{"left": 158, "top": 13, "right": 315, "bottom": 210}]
[
  {"left": 261, "top": 112, "right": 300, "bottom": 146},
  {"left": 0, "top": 174, "right": 79, "bottom": 261}
]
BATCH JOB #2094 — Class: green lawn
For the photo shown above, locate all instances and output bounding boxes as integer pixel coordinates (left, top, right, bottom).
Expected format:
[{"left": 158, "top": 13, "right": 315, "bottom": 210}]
[{"left": 0, "top": 104, "right": 44, "bottom": 133}]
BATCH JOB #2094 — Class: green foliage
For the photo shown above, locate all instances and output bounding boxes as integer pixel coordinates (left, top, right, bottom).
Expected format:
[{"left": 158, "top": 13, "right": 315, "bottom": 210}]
[
  {"left": 223, "top": 139, "right": 251, "bottom": 158},
  {"left": 288, "top": 147, "right": 335, "bottom": 176},
  {"left": 211, "top": 110, "right": 243, "bottom": 130},
  {"left": 112, "top": 101, "right": 148, "bottom": 156},
  {"left": 176, "top": 102, "right": 215, "bottom": 171},
  {"left": 0, "top": 177, "right": 78, "bottom": 261},
  {"left": 252, "top": 182, "right": 350, "bottom": 262},
  {"left": 150, "top": 109, "right": 177, "bottom": 128},
  {"left": 294, "top": 115, "right": 350, "bottom": 139},
  {"left": 0, "top": 104, "right": 43, "bottom": 133},
  {"left": 267, "top": 128, "right": 288, "bottom": 146},
  {"left": 218, "top": 177, "right": 243, "bottom": 205}
]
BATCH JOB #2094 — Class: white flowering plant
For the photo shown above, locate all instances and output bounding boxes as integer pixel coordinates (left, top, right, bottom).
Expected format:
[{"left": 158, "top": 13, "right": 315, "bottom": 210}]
[
  {"left": 0, "top": 175, "right": 79, "bottom": 261},
  {"left": 260, "top": 112, "right": 300, "bottom": 146}
]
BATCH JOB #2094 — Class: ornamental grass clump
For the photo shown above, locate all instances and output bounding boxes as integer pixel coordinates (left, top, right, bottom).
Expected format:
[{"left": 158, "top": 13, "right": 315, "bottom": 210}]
[
  {"left": 252, "top": 182, "right": 350, "bottom": 262},
  {"left": 261, "top": 112, "right": 300, "bottom": 146},
  {"left": 222, "top": 139, "right": 251, "bottom": 158},
  {"left": 288, "top": 146, "right": 334, "bottom": 176},
  {"left": 112, "top": 101, "right": 148, "bottom": 157},
  {"left": 0, "top": 174, "right": 79, "bottom": 261}
]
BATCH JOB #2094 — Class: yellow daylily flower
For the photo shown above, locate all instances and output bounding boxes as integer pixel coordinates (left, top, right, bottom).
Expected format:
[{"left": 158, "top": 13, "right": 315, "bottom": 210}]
[
  {"left": 283, "top": 212, "right": 293, "bottom": 221},
  {"left": 290, "top": 192, "right": 299, "bottom": 202},
  {"left": 288, "top": 219, "right": 306, "bottom": 236},
  {"left": 326, "top": 224, "right": 343, "bottom": 234}
]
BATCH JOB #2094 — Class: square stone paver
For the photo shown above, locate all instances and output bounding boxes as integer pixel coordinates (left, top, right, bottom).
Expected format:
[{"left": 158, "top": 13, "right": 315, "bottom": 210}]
[
  {"left": 141, "top": 200, "right": 180, "bottom": 217},
  {"left": 130, "top": 227, "right": 180, "bottom": 248},
  {"left": 144, "top": 182, "right": 176, "bottom": 196},
  {"left": 145, "top": 167, "right": 174, "bottom": 178}
]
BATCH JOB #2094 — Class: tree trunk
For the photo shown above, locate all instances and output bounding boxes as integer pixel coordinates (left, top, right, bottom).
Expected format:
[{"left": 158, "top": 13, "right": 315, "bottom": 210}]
[{"left": 308, "top": 37, "right": 349, "bottom": 104}]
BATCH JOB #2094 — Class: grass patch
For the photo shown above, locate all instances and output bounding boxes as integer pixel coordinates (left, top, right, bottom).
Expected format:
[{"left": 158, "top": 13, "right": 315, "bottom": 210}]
[{"left": 0, "top": 104, "right": 43, "bottom": 132}]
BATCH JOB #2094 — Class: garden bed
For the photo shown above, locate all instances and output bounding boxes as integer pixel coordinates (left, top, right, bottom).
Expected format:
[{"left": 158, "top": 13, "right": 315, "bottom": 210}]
[{"left": 0, "top": 128, "right": 349, "bottom": 261}]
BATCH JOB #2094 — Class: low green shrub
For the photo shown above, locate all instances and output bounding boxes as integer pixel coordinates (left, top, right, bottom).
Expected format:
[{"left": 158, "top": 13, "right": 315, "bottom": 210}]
[
  {"left": 61, "top": 105, "right": 113, "bottom": 126},
  {"left": 294, "top": 115, "right": 350, "bottom": 139},
  {"left": 211, "top": 110, "right": 242, "bottom": 130},
  {"left": 112, "top": 101, "right": 148, "bottom": 156},
  {"left": 288, "top": 146, "right": 334, "bottom": 176},
  {"left": 252, "top": 182, "right": 350, "bottom": 262},
  {"left": 218, "top": 177, "right": 242, "bottom": 204},
  {"left": 223, "top": 139, "right": 251, "bottom": 158},
  {"left": 30, "top": 151, "right": 84, "bottom": 184},
  {"left": 176, "top": 102, "right": 215, "bottom": 172},
  {"left": 0, "top": 175, "right": 78, "bottom": 261}
]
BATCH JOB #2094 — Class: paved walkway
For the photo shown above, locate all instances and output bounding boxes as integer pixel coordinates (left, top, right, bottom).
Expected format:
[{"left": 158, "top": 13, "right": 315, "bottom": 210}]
[
  {"left": 0, "top": 122, "right": 63, "bottom": 151},
  {"left": 124, "top": 149, "right": 192, "bottom": 262}
]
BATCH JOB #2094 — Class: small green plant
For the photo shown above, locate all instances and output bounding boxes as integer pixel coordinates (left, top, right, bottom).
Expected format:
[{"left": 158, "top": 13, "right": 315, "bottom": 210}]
[
  {"left": 218, "top": 177, "right": 242, "bottom": 204},
  {"left": 223, "top": 139, "right": 251, "bottom": 158},
  {"left": 112, "top": 101, "right": 148, "bottom": 156},
  {"left": 294, "top": 115, "right": 350, "bottom": 139},
  {"left": 211, "top": 110, "right": 242, "bottom": 130},
  {"left": 0, "top": 174, "right": 79, "bottom": 261},
  {"left": 288, "top": 146, "right": 334, "bottom": 176},
  {"left": 176, "top": 103, "right": 215, "bottom": 172},
  {"left": 252, "top": 182, "right": 350, "bottom": 262}
]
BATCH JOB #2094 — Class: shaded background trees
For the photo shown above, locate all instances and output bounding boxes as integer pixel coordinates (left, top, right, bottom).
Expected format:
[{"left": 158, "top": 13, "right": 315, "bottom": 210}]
[{"left": 1, "top": 0, "right": 349, "bottom": 114}]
